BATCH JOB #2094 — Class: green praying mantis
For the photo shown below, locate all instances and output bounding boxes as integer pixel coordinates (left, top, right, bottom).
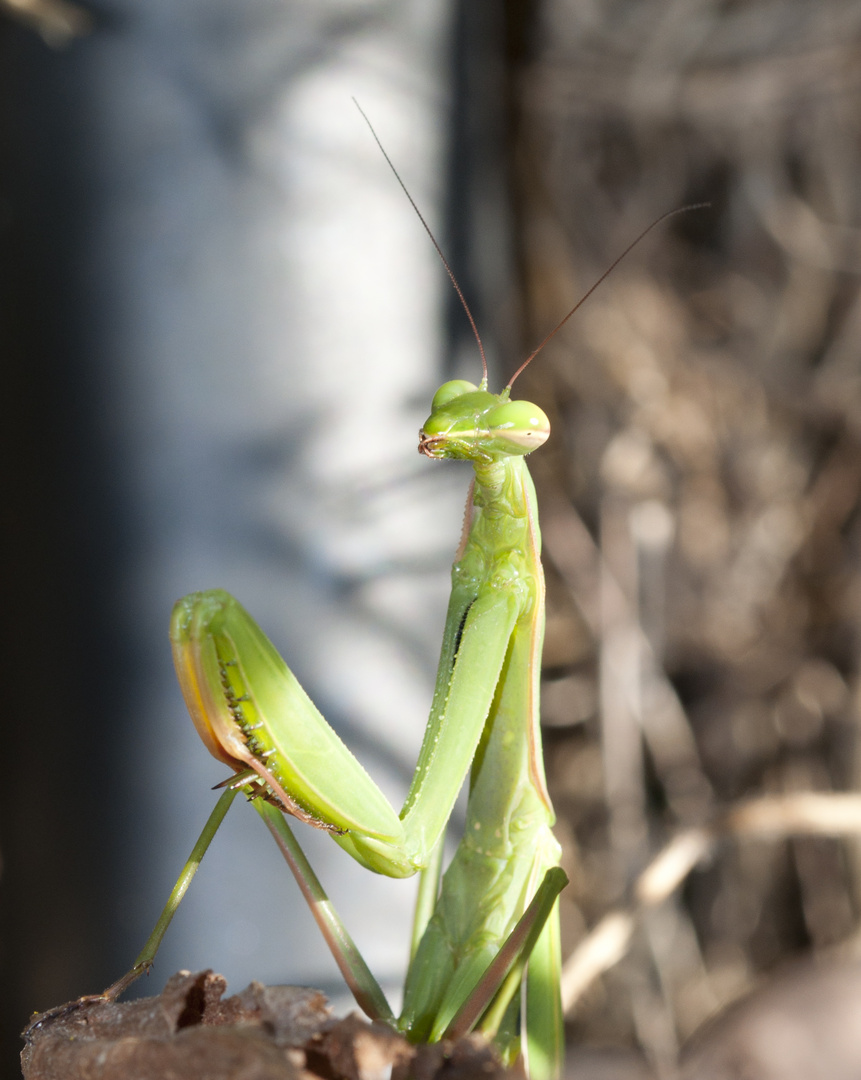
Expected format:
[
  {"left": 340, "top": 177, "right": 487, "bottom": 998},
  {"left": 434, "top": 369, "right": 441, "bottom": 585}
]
[{"left": 73, "top": 110, "right": 694, "bottom": 1080}]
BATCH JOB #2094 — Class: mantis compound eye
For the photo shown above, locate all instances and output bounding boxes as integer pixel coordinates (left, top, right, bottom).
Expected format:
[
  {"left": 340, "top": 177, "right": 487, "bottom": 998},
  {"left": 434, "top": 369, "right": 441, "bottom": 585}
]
[
  {"left": 485, "top": 400, "right": 550, "bottom": 454},
  {"left": 431, "top": 379, "right": 479, "bottom": 410}
]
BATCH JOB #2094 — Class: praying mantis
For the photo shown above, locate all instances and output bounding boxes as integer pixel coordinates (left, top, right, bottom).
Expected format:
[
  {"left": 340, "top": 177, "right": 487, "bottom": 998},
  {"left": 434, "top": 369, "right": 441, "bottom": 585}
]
[{"left": 79, "top": 111, "right": 692, "bottom": 1080}]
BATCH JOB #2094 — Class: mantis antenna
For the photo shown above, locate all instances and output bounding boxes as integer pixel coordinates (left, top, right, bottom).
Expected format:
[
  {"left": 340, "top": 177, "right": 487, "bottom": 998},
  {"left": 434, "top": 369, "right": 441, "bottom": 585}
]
[
  {"left": 352, "top": 97, "right": 708, "bottom": 393},
  {"left": 506, "top": 203, "right": 710, "bottom": 388},
  {"left": 352, "top": 99, "right": 708, "bottom": 395},
  {"left": 353, "top": 98, "right": 489, "bottom": 385}
]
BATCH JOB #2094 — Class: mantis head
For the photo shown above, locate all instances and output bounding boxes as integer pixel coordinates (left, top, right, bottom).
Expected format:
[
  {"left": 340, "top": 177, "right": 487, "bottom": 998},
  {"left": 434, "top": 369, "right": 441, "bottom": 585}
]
[{"left": 419, "top": 380, "right": 550, "bottom": 462}]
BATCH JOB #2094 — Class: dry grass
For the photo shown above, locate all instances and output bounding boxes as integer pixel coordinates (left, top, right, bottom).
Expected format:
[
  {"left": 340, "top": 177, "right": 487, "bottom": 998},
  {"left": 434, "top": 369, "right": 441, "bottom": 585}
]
[{"left": 506, "top": 1, "right": 861, "bottom": 1071}]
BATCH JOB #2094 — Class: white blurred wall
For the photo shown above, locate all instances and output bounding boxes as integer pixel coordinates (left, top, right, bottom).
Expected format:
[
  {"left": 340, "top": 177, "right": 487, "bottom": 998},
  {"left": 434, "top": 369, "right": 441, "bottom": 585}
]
[{"left": 88, "top": 0, "right": 465, "bottom": 1007}]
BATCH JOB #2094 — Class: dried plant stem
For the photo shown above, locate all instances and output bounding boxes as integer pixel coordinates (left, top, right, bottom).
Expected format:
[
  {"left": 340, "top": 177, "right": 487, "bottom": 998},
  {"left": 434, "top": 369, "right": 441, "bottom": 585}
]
[{"left": 561, "top": 792, "right": 861, "bottom": 1013}]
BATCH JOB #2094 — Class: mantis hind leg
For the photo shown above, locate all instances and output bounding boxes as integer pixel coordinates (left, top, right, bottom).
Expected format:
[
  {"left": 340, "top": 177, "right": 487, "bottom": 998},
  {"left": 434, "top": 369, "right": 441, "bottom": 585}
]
[
  {"left": 522, "top": 899, "right": 563, "bottom": 1080},
  {"left": 399, "top": 865, "right": 567, "bottom": 1067}
]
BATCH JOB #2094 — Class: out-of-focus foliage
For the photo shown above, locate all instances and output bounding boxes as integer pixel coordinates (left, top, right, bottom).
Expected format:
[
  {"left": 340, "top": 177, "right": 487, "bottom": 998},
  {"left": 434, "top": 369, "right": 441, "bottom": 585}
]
[{"left": 508, "top": 1, "right": 861, "bottom": 1072}]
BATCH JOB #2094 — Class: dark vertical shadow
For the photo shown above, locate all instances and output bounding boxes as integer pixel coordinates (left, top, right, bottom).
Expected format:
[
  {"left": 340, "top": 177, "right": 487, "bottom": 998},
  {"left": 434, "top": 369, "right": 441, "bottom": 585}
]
[
  {"left": 443, "top": 0, "right": 538, "bottom": 381},
  {"left": 443, "top": 0, "right": 511, "bottom": 379},
  {"left": 0, "top": 18, "right": 131, "bottom": 1074}
]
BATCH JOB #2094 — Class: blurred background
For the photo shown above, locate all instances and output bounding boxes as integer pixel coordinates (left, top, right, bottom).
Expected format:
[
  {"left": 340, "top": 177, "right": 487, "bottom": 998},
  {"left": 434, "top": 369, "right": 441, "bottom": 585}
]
[{"left": 3, "top": 2, "right": 861, "bottom": 1079}]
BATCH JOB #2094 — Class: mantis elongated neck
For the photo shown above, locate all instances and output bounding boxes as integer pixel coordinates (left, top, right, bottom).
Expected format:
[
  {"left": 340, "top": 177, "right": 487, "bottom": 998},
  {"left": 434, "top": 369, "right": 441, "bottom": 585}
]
[
  {"left": 472, "top": 458, "right": 508, "bottom": 498},
  {"left": 470, "top": 457, "right": 535, "bottom": 538}
]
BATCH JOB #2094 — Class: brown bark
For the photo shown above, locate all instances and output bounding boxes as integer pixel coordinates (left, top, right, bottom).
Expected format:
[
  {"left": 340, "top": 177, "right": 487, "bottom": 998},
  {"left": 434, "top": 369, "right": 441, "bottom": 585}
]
[{"left": 21, "top": 971, "right": 514, "bottom": 1080}]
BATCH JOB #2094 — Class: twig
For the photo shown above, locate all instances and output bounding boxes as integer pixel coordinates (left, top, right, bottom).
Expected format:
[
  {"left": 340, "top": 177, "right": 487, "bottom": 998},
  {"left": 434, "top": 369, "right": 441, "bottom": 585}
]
[{"left": 561, "top": 792, "right": 861, "bottom": 1013}]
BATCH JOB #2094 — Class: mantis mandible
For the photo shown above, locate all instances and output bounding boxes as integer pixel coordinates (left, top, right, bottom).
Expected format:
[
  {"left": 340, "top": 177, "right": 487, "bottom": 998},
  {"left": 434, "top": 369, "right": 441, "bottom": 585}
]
[{"left": 92, "top": 109, "right": 691, "bottom": 1080}]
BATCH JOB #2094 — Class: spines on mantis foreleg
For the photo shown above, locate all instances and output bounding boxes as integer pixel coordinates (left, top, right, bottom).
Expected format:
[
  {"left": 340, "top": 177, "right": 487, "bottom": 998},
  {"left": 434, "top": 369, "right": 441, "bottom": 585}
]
[{"left": 170, "top": 590, "right": 403, "bottom": 842}]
